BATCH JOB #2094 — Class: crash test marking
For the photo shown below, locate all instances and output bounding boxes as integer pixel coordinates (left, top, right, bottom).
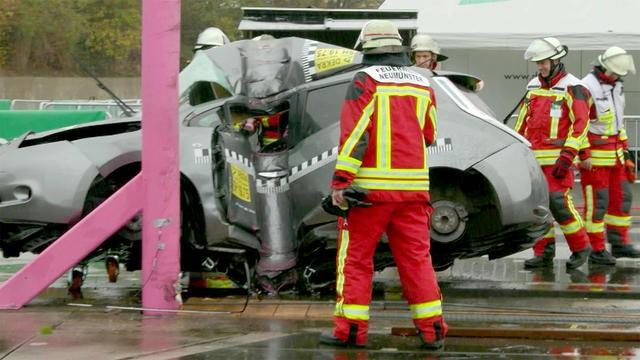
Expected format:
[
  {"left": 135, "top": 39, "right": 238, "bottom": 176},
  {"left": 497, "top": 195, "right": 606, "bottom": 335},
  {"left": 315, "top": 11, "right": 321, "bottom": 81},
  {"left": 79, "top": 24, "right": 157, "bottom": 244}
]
[{"left": 427, "top": 138, "right": 454, "bottom": 154}]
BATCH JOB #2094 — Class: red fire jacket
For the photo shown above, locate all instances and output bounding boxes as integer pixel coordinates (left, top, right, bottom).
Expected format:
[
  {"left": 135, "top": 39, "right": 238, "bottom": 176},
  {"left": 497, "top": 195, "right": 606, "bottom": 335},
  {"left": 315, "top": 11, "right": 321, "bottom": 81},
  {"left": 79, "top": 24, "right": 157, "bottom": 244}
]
[
  {"left": 514, "top": 70, "right": 592, "bottom": 166},
  {"left": 331, "top": 66, "right": 437, "bottom": 202}
]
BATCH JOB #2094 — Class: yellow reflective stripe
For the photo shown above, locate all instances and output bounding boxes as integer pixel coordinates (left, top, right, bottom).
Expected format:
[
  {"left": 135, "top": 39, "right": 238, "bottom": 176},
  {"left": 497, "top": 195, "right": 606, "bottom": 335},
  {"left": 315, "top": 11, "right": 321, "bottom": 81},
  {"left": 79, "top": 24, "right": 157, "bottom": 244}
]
[
  {"left": 416, "top": 97, "right": 426, "bottom": 130},
  {"left": 376, "top": 94, "right": 392, "bottom": 169},
  {"left": 529, "top": 89, "right": 564, "bottom": 97},
  {"left": 587, "top": 222, "right": 605, "bottom": 233},
  {"left": 340, "top": 100, "right": 374, "bottom": 158},
  {"left": 565, "top": 94, "right": 589, "bottom": 151},
  {"left": 604, "top": 214, "right": 632, "bottom": 227},
  {"left": 533, "top": 149, "right": 561, "bottom": 157},
  {"left": 533, "top": 149, "right": 561, "bottom": 165},
  {"left": 564, "top": 137, "right": 582, "bottom": 150},
  {"left": 619, "top": 128, "right": 628, "bottom": 141},
  {"left": 336, "top": 155, "right": 362, "bottom": 174},
  {"left": 410, "top": 300, "right": 442, "bottom": 319},
  {"left": 566, "top": 189, "right": 584, "bottom": 228},
  {"left": 590, "top": 150, "right": 618, "bottom": 166},
  {"left": 585, "top": 185, "right": 594, "bottom": 231},
  {"left": 514, "top": 94, "right": 531, "bottom": 133},
  {"left": 591, "top": 159, "right": 617, "bottom": 166},
  {"left": 358, "top": 167, "right": 428, "bottom": 179},
  {"left": 550, "top": 116, "right": 560, "bottom": 139},
  {"left": 260, "top": 116, "right": 270, "bottom": 127},
  {"left": 353, "top": 179, "right": 429, "bottom": 191},
  {"left": 377, "top": 86, "right": 431, "bottom": 98},
  {"left": 543, "top": 228, "right": 555, "bottom": 239},
  {"left": 428, "top": 104, "right": 437, "bottom": 141},
  {"left": 616, "top": 148, "right": 625, "bottom": 163},
  {"left": 559, "top": 220, "right": 583, "bottom": 235},
  {"left": 550, "top": 96, "right": 563, "bottom": 139},
  {"left": 535, "top": 158, "right": 557, "bottom": 166},
  {"left": 591, "top": 150, "right": 618, "bottom": 158},
  {"left": 335, "top": 228, "right": 350, "bottom": 316},
  {"left": 583, "top": 184, "right": 602, "bottom": 235},
  {"left": 334, "top": 304, "right": 370, "bottom": 320},
  {"left": 579, "top": 137, "right": 590, "bottom": 150}
]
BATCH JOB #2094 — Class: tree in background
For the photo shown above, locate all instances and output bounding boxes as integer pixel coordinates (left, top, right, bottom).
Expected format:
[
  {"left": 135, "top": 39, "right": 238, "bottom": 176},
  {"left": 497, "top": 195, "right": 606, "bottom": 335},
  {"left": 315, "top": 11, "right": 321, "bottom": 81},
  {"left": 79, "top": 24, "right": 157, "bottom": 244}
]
[
  {"left": 78, "top": 0, "right": 141, "bottom": 75},
  {"left": 1, "top": 0, "right": 382, "bottom": 76}
]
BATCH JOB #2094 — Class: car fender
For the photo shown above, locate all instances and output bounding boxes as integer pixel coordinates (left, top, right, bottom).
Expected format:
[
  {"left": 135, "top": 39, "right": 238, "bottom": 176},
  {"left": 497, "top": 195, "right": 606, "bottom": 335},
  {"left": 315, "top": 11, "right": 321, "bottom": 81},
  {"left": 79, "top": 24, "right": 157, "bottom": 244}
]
[
  {"left": 0, "top": 141, "right": 99, "bottom": 224},
  {"left": 472, "top": 142, "right": 549, "bottom": 226}
]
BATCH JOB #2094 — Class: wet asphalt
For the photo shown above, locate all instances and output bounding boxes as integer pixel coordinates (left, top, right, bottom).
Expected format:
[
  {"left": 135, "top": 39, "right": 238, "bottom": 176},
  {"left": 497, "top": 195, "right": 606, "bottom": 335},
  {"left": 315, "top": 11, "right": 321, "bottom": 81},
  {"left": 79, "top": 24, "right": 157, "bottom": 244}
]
[{"left": 1, "top": 236, "right": 640, "bottom": 359}]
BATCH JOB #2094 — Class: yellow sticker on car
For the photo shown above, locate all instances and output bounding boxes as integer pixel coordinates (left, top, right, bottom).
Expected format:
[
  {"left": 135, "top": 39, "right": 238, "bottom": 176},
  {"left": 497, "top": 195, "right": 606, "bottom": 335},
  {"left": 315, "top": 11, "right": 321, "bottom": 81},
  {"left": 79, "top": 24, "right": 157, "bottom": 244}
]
[
  {"left": 315, "top": 48, "right": 357, "bottom": 73},
  {"left": 231, "top": 164, "right": 251, "bottom": 202}
]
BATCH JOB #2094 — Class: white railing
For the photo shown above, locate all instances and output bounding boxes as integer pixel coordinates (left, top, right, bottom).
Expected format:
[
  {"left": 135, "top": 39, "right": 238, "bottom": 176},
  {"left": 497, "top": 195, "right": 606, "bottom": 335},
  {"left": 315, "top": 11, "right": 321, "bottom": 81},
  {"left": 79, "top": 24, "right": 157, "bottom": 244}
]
[{"left": 40, "top": 100, "right": 141, "bottom": 118}]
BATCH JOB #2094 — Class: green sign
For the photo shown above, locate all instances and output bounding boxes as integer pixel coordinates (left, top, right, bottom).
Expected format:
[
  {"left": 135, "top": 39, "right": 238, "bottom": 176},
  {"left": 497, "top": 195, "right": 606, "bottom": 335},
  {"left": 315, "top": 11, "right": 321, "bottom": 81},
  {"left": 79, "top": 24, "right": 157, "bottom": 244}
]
[
  {"left": 0, "top": 110, "right": 107, "bottom": 140},
  {"left": 0, "top": 99, "right": 11, "bottom": 110}
]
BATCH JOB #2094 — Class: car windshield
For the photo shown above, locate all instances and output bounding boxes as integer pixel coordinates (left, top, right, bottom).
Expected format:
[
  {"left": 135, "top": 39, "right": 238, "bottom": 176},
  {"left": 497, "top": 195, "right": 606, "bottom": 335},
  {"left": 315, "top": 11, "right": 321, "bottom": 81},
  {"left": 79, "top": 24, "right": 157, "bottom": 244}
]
[
  {"left": 431, "top": 76, "right": 529, "bottom": 145},
  {"left": 179, "top": 51, "right": 234, "bottom": 103}
]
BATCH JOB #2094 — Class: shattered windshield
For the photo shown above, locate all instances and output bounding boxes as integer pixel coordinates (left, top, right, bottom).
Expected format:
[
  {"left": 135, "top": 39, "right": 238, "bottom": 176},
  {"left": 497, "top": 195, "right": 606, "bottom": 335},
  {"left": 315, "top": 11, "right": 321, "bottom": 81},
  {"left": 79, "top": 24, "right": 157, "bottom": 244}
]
[{"left": 179, "top": 51, "right": 234, "bottom": 104}]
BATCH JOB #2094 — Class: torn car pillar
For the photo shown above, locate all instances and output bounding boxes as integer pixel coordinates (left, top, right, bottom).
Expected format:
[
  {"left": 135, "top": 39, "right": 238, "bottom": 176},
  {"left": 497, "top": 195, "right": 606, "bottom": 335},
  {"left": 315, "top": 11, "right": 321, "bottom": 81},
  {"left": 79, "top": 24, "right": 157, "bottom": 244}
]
[{"left": 253, "top": 150, "right": 297, "bottom": 277}]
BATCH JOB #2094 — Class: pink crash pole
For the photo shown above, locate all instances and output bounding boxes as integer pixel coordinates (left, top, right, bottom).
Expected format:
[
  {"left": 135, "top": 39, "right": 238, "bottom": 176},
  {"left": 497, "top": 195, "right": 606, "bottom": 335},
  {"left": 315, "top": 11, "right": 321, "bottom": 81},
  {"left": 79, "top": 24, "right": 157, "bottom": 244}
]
[
  {"left": 140, "top": 0, "right": 182, "bottom": 312},
  {"left": 0, "top": 176, "right": 143, "bottom": 309},
  {"left": 0, "top": 0, "right": 182, "bottom": 310}
]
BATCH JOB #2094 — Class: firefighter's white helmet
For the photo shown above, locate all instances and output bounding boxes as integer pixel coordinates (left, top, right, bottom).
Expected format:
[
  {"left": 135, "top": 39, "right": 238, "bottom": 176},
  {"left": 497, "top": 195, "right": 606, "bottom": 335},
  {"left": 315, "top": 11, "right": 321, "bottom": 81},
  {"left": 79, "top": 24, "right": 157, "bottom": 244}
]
[
  {"left": 194, "top": 27, "right": 229, "bottom": 50},
  {"left": 596, "top": 46, "right": 636, "bottom": 76},
  {"left": 524, "top": 37, "right": 568, "bottom": 62},
  {"left": 410, "top": 34, "right": 448, "bottom": 61},
  {"left": 354, "top": 20, "right": 403, "bottom": 54}
]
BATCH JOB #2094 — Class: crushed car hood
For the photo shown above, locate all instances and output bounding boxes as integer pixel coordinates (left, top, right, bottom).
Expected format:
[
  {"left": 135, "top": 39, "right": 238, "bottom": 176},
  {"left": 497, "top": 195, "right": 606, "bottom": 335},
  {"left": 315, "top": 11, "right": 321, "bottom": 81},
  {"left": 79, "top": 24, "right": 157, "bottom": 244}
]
[{"left": 180, "top": 37, "right": 365, "bottom": 99}]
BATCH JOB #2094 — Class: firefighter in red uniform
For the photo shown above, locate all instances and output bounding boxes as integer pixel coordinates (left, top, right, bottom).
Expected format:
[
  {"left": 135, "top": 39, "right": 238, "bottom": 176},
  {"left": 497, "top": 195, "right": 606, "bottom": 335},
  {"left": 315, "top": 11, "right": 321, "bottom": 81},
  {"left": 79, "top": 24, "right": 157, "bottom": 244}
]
[
  {"left": 515, "top": 37, "right": 592, "bottom": 269},
  {"left": 319, "top": 20, "right": 446, "bottom": 349},
  {"left": 258, "top": 112, "right": 286, "bottom": 147},
  {"left": 580, "top": 46, "right": 639, "bottom": 265}
]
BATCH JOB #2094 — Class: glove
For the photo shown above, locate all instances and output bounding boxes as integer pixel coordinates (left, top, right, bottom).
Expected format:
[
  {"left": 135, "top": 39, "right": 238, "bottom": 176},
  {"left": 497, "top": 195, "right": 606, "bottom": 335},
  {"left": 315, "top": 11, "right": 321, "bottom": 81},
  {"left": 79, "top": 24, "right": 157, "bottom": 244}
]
[
  {"left": 321, "top": 187, "right": 371, "bottom": 217},
  {"left": 552, "top": 150, "right": 574, "bottom": 179},
  {"left": 625, "top": 159, "right": 636, "bottom": 183},
  {"left": 623, "top": 150, "right": 636, "bottom": 182}
]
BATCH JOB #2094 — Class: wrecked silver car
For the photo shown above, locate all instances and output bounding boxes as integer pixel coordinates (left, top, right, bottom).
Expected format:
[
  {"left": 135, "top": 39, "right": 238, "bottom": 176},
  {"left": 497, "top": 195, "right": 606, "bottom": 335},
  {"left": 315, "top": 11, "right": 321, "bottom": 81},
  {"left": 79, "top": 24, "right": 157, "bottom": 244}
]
[{"left": 0, "top": 38, "right": 550, "bottom": 293}]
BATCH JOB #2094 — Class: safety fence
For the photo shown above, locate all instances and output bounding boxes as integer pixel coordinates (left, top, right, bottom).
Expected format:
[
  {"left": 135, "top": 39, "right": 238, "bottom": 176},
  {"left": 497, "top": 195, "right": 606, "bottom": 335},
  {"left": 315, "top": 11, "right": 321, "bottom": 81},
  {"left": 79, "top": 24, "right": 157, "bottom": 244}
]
[{"left": 8, "top": 99, "right": 142, "bottom": 118}]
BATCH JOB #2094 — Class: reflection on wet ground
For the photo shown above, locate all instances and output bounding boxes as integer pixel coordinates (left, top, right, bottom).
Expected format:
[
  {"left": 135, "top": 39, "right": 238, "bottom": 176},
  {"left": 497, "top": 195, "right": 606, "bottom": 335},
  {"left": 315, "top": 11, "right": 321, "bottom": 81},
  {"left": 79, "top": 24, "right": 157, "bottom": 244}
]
[
  {"left": 1, "top": 309, "right": 638, "bottom": 359},
  {"left": 180, "top": 332, "right": 640, "bottom": 359},
  {"left": 1, "top": 251, "right": 640, "bottom": 358}
]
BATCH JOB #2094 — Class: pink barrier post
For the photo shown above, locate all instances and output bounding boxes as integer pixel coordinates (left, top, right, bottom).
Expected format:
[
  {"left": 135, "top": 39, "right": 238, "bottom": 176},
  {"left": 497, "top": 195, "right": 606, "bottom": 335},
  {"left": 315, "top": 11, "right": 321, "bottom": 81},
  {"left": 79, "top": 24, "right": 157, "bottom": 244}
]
[
  {"left": 140, "top": 0, "right": 182, "bottom": 312},
  {"left": 0, "top": 0, "right": 182, "bottom": 310},
  {"left": 0, "top": 175, "right": 143, "bottom": 309}
]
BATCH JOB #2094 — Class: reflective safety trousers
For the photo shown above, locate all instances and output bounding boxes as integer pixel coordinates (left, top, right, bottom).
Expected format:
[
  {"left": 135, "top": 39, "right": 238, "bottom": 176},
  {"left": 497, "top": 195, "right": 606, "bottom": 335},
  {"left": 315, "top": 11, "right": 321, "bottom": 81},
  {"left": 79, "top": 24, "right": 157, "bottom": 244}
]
[
  {"left": 332, "top": 202, "right": 447, "bottom": 345},
  {"left": 532, "top": 166, "right": 590, "bottom": 256},
  {"left": 332, "top": 66, "right": 437, "bottom": 202},
  {"left": 580, "top": 161, "right": 633, "bottom": 251}
]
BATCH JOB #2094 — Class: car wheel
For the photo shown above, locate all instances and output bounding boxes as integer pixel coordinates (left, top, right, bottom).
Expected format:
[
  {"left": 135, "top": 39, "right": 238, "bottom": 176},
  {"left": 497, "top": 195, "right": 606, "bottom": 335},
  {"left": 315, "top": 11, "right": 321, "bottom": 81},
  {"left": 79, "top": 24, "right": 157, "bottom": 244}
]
[{"left": 430, "top": 200, "right": 468, "bottom": 244}]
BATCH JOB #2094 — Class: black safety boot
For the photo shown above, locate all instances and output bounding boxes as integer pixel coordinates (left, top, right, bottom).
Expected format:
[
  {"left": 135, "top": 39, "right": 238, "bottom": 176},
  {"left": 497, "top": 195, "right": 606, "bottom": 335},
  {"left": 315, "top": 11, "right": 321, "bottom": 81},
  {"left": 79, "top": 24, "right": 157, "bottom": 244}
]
[
  {"left": 611, "top": 244, "right": 640, "bottom": 259},
  {"left": 524, "top": 242, "right": 555, "bottom": 269},
  {"left": 589, "top": 249, "right": 617, "bottom": 265},
  {"left": 417, "top": 331, "right": 444, "bottom": 350},
  {"left": 319, "top": 331, "right": 365, "bottom": 348},
  {"left": 566, "top": 246, "right": 591, "bottom": 269}
]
